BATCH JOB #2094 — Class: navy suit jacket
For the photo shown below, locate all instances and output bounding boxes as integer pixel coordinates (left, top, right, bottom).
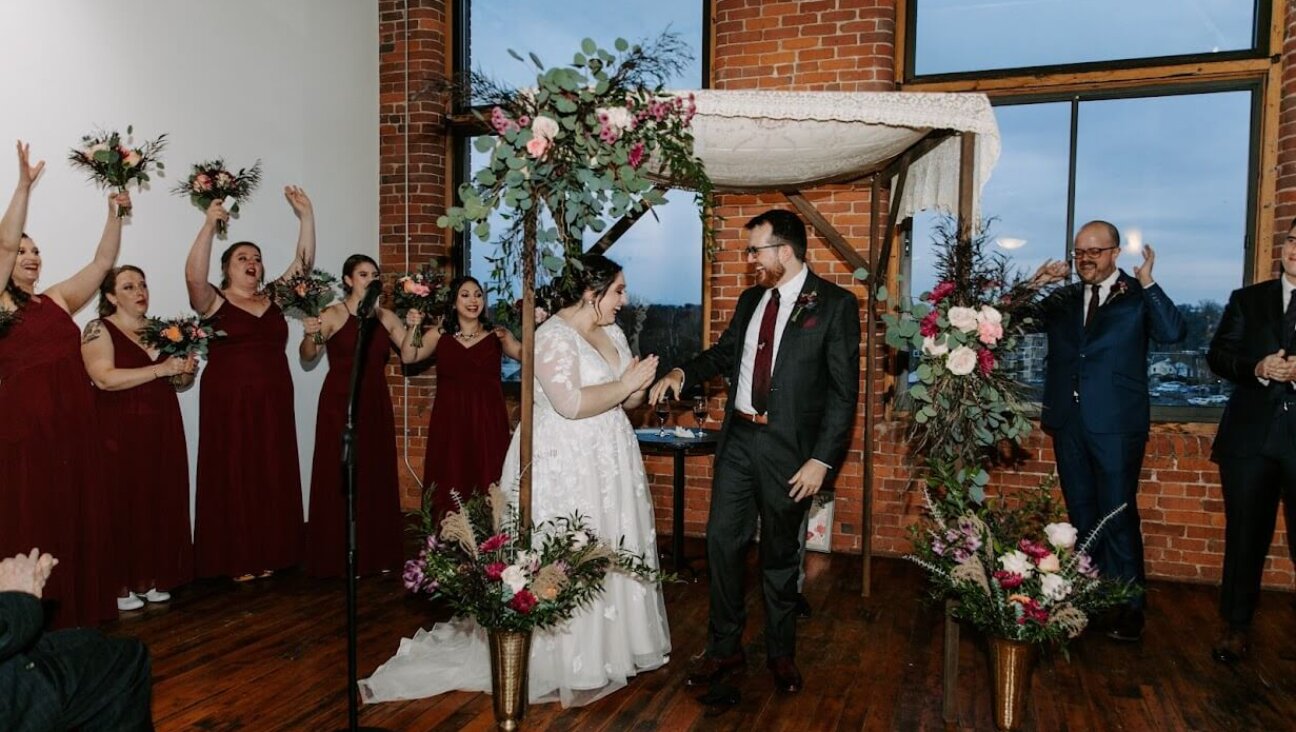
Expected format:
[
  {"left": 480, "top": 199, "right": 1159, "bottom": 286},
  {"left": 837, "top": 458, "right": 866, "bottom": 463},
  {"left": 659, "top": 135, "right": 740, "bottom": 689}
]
[
  {"left": 1208, "top": 279, "right": 1293, "bottom": 459},
  {"left": 1037, "top": 270, "right": 1186, "bottom": 434},
  {"left": 679, "top": 271, "right": 860, "bottom": 489}
]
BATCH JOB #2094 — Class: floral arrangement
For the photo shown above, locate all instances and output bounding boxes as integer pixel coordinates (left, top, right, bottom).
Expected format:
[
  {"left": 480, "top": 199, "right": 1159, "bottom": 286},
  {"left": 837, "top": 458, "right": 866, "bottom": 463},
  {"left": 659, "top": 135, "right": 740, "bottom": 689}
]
[
  {"left": 173, "top": 158, "right": 263, "bottom": 236},
  {"left": 0, "top": 306, "right": 19, "bottom": 338},
  {"left": 404, "top": 486, "right": 670, "bottom": 632},
  {"left": 269, "top": 269, "right": 339, "bottom": 344},
  {"left": 67, "top": 126, "right": 168, "bottom": 218},
  {"left": 139, "top": 314, "right": 226, "bottom": 359},
  {"left": 908, "top": 464, "right": 1136, "bottom": 647},
  {"left": 436, "top": 31, "right": 715, "bottom": 301},
  {"left": 393, "top": 266, "right": 450, "bottom": 348},
  {"left": 883, "top": 217, "right": 1056, "bottom": 476}
]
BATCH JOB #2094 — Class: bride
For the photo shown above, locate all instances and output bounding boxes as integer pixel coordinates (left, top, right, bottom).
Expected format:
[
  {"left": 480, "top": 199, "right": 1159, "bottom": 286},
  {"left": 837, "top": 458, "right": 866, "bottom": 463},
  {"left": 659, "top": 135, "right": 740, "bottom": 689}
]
[{"left": 360, "top": 254, "right": 671, "bottom": 708}]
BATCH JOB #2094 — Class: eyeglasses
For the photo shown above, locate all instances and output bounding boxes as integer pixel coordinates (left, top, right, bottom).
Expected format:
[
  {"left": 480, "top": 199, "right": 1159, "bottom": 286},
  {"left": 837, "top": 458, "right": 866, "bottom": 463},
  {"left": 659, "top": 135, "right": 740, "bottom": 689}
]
[
  {"left": 1072, "top": 246, "right": 1118, "bottom": 260},
  {"left": 744, "top": 243, "right": 785, "bottom": 257}
]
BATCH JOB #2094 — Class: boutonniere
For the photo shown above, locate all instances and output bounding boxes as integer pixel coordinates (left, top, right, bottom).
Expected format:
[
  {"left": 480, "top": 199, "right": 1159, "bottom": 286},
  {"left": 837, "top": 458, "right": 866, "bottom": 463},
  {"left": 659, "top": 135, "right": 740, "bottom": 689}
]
[
  {"left": 1107, "top": 280, "right": 1129, "bottom": 303},
  {"left": 791, "top": 290, "right": 819, "bottom": 326}
]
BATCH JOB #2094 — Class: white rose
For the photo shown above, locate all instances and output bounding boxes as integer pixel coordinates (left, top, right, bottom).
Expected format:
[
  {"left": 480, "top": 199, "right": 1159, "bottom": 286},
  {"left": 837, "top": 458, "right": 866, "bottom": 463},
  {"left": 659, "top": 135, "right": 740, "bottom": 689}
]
[
  {"left": 1044, "top": 522, "right": 1078, "bottom": 551},
  {"left": 998, "top": 550, "right": 1034, "bottom": 578},
  {"left": 922, "top": 335, "right": 949, "bottom": 357},
  {"left": 977, "top": 305, "right": 1003, "bottom": 325},
  {"left": 946, "top": 346, "right": 977, "bottom": 376},
  {"left": 531, "top": 115, "right": 559, "bottom": 141},
  {"left": 947, "top": 306, "right": 980, "bottom": 333},
  {"left": 598, "top": 106, "right": 635, "bottom": 133},
  {"left": 500, "top": 565, "right": 528, "bottom": 594},
  {"left": 570, "top": 531, "right": 589, "bottom": 551},
  {"left": 1040, "top": 572, "right": 1072, "bottom": 602},
  {"left": 1037, "top": 553, "right": 1061, "bottom": 573}
]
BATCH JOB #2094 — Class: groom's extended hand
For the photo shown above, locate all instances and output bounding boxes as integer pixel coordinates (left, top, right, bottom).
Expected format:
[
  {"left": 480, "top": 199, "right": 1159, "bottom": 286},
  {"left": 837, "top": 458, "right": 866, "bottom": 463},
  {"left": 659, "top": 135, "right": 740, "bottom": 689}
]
[
  {"left": 787, "top": 460, "right": 827, "bottom": 501},
  {"left": 648, "top": 368, "right": 683, "bottom": 405}
]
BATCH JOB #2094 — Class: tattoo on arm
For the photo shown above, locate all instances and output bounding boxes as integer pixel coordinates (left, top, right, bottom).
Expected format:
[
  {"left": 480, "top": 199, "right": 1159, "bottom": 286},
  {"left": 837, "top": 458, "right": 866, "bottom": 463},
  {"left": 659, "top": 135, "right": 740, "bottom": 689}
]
[{"left": 81, "top": 319, "right": 103, "bottom": 344}]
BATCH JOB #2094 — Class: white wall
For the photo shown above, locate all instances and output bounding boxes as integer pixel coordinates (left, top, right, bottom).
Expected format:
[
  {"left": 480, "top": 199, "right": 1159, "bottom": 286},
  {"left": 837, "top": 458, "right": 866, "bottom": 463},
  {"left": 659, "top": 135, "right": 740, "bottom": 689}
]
[{"left": 0, "top": 1, "right": 380, "bottom": 519}]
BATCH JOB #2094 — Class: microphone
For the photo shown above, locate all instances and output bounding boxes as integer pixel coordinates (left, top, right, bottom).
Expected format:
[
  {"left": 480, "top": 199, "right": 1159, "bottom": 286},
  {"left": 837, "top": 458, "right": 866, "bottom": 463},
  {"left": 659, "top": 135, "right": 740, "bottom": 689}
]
[{"left": 357, "top": 279, "right": 382, "bottom": 319}]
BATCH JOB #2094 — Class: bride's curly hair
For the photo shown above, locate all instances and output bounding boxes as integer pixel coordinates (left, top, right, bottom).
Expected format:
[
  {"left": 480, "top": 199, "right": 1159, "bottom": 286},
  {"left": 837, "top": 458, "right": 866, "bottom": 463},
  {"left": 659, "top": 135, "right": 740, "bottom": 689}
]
[{"left": 536, "top": 254, "right": 622, "bottom": 320}]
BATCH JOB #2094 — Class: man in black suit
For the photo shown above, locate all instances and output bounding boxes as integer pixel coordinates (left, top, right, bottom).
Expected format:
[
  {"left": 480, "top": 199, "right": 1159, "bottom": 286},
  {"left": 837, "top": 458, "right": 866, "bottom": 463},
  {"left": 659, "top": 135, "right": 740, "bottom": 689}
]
[
  {"left": 1205, "top": 219, "right": 1296, "bottom": 663},
  {"left": 0, "top": 549, "right": 153, "bottom": 731},
  {"left": 649, "top": 209, "right": 860, "bottom": 694},
  {"left": 1027, "top": 221, "right": 1186, "bottom": 642}
]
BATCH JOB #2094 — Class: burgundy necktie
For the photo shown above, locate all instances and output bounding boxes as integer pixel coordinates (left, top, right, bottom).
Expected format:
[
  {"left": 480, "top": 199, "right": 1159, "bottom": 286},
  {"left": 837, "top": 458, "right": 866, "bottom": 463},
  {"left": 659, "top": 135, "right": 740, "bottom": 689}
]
[
  {"left": 1085, "top": 283, "right": 1100, "bottom": 330},
  {"left": 751, "top": 288, "right": 780, "bottom": 415}
]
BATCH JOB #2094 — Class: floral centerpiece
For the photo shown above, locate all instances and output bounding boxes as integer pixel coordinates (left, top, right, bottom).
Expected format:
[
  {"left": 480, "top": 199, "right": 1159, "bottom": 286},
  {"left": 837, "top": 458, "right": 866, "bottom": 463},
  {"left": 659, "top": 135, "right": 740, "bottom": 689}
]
[
  {"left": 173, "top": 158, "right": 263, "bottom": 236},
  {"left": 393, "top": 266, "right": 450, "bottom": 348},
  {"left": 269, "top": 268, "right": 339, "bottom": 344},
  {"left": 67, "top": 126, "right": 168, "bottom": 218}
]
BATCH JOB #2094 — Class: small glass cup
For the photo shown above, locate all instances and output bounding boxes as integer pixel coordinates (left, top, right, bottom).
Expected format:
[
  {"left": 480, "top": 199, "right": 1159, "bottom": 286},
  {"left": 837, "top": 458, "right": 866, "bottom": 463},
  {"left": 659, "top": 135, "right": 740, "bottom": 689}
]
[{"left": 654, "top": 398, "right": 671, "bottom": 436}]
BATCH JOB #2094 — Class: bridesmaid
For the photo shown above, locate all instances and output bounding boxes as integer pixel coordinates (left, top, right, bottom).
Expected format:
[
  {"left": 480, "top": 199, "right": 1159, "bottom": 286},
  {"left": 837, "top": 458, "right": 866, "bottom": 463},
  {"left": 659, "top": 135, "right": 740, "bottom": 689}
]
[
  {"left": 185, "top": 190, "right": 316, "bottom": 581},
  {"left": 81, "top": 265, "right": 196, "bottom": 610},
  {"left": 0, "top": 140, "right": 122, "bottom": 627},
  {"left": 402, "top": 275, "right": 520, "bottom": 517},
  {"left": 300, "top": 254, "right": 406, "bottom": 578}
]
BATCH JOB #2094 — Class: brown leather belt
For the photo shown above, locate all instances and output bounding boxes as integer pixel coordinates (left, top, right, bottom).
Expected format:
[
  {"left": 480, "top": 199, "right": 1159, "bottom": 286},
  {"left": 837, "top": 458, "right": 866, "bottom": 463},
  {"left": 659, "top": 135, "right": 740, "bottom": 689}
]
[{"left": 733, "top": 411, "right": 769, "bottom": 425}]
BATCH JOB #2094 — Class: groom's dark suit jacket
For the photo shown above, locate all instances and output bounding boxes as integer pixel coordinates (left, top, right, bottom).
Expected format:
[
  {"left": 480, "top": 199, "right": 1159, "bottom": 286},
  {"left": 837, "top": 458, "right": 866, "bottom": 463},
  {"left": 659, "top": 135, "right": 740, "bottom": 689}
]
[
  {"left": 1208, "top": 278, "right": 1294, "bottom": 458},
  {"left": 680, "top": 270, "right": 860, "bottom": 487}
]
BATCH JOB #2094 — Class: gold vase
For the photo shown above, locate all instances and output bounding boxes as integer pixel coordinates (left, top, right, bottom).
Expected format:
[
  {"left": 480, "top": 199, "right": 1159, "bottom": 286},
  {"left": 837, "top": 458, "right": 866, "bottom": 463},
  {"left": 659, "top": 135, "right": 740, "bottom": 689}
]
[
  {"left": 488, "top": 629, "right": 532, "bottom": 731},
  {"left": 988, "top": 635, "right": 1037, "bottom": 731}
]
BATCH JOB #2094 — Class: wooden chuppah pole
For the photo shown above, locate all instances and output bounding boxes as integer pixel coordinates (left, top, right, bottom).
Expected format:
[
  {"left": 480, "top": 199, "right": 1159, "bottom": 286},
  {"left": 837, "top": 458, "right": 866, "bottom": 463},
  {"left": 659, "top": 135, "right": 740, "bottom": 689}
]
[{"left": 518, "top": 209, "right": 538, "bottom": 528}]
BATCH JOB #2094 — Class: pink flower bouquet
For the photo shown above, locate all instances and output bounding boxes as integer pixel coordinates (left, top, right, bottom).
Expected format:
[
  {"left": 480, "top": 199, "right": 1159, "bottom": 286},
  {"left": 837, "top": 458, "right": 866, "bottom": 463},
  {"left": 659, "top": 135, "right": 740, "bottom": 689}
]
[
  {"left": 173, "top": 158, "right": 263, "bottom": 237},
  {"left": 67, "top": 126, "right": 168, "bottom": 218},
  {"left": 393, "top": 266, "right": 450, "bottom": 348}
]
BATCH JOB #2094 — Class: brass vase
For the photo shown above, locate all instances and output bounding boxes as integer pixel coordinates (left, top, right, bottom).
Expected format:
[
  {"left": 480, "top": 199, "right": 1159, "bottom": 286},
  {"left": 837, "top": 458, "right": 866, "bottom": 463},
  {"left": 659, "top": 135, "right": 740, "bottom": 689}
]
[
  {"left": 488, "top": 629, "right": 532, "bottom": 731},
  {"left": 988, "top": 635, "right": 1037, "bottom": 731}
]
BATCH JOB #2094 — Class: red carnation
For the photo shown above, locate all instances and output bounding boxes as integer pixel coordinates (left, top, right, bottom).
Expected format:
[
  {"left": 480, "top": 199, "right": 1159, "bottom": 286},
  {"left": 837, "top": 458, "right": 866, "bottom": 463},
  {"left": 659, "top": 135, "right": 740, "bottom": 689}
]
[
  {"left": 484, "top": 562, "right": 507, "bottom": 581},
  {"left": 479, "top": 533, "right": 510, "bottom": 553},
  {"left": 929, "top": 281, "right": 956, "bottom": 303},
  {"left": 920, "top": 310, "right": 940, "bottom": 338},
  {"left": 993, "top": 570, "right": 1024, "bottom": 589},
  {"left": 1017, "top": 538, "right": 1050, "bottom": 560},
  {"left": 977, "top": 348, "right": 996, "bottom": 376},
  {"left": 509, "top": 589, "right": 538, "bottom": 614}
]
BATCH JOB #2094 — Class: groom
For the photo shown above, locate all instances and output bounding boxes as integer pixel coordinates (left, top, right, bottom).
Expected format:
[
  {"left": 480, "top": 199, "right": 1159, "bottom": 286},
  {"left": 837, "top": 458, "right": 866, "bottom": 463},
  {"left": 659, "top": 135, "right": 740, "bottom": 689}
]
[{"left": 650, "top": 209, "right": 860, "bottom": 694}]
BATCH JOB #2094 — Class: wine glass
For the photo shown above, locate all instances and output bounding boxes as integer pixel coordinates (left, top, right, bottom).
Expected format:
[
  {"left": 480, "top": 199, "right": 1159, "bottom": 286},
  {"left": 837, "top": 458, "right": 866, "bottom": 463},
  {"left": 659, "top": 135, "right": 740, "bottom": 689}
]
[
  {"left": 655, "top": 397, "right": 671, "bottom": 436},
  {"left": 692, "top": 396, "right": 708, "bottom": 436}
]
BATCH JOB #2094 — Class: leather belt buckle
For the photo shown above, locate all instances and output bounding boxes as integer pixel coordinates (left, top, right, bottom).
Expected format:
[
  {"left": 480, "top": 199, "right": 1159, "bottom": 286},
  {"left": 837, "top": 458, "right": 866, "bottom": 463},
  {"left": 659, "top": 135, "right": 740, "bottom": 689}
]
[{"left": 735, "top": 411, "right": 769, "bottom": 426}]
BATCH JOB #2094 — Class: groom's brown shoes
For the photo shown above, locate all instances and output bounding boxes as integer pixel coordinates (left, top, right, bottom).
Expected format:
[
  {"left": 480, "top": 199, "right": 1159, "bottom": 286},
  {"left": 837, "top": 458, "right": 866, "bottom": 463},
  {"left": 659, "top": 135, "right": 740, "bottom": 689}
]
[
  {"left": 768, "top": 656, "right": 803, "bottom": 693},
  {"left": 685, "top": 650, "right": 746, "bottom": 687}
]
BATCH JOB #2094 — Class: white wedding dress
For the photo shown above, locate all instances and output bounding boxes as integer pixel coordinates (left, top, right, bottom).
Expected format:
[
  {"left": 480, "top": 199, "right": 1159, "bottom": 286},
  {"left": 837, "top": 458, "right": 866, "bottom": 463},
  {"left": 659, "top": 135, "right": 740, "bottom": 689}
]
[{"left": 360, "top": 316, "right": 671, "bottom": 708}]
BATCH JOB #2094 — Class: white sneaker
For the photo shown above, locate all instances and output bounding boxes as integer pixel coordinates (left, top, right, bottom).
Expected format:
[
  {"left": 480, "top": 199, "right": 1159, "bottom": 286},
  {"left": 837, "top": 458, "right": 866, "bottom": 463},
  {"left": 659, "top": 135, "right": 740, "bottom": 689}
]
[
  {"left": 141, "top": 588, "right": 171, "bottom": 603},
  {"left": 117, "top": 593, "right": 144, "bottom": 611}
]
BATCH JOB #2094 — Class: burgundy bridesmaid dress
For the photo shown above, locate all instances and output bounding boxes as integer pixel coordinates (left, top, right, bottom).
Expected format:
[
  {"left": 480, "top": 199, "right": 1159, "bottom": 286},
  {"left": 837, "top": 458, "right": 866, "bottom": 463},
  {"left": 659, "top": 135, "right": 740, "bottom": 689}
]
[
  {"left": 304, "top": 315, "right": 404, "bottom": 578},
  {"left": 96, "top": 319, "right": 194, "bottom": 592},
  {"left": 193, "top": 300, "right": 304, "bottom": 577},
  {"left": 0, "top": 296, "right": 116, "bottom": 627},
  {"left": 423, "top": 333, "right": 511, "bottom": 517}
]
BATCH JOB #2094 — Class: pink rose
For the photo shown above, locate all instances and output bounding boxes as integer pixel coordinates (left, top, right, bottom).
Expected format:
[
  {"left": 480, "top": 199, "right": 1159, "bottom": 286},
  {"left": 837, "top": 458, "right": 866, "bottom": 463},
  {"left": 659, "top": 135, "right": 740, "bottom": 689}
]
[
  {"left": 193, "top": 173, "right": 212, "bottom": 192},
  {"left": 525, "top": 136, "right": 550, "bottom": 159},
  {"left": 411, "top": 283, "right": 430, "bottom": 297},
  {"left": 977, "top": 320, "right": 1003, "bottom": 346},
  {"left": 1037, "top": 553, "right": 1061, "bottom": 573},
  {"left": 123, "top": 150, "right": 142, "bottom": 168}
]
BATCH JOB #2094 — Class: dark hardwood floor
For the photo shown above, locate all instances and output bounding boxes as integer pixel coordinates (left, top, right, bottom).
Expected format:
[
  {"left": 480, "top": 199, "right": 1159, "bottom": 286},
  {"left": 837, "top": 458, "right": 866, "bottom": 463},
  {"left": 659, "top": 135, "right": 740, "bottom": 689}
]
[{"left": 102, "top": 544, "right": 1296, "bottom": 731}]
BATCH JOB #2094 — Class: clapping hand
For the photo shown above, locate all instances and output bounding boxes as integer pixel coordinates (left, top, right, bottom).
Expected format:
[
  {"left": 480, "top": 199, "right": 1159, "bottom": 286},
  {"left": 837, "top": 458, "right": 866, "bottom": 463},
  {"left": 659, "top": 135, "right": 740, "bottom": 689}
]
[
  {"left": 0, "top": 548, "right": 58, "bottom": 598},
  {"left": 1134, "top": 244, "right": 1156, "bottom": 287},
  {"left": 1256, "top": 349, "right": 1296, "bottom": 383},
  {"left": 620, "top": 354, "right": 659, "bottom": 395}
]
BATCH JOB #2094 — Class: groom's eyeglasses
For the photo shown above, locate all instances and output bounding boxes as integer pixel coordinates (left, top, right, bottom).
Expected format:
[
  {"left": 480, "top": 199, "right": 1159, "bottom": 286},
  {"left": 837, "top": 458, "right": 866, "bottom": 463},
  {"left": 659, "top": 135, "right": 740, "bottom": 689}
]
[
  {"left": 744, "top": 243, "right": 785, "bottom": 257},
  {"left": 1072, "top": 246, "right": 1117, "bottom": 260}
]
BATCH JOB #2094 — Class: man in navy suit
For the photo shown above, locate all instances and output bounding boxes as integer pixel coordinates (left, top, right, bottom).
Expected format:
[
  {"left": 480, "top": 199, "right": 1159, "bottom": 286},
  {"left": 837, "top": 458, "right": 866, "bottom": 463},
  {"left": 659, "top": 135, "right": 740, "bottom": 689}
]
[
  {"left": 1205, "top": 218, "right": 1296, "bottom": 663},
  {"left": 1029, "top": 220, "right": 1186, "bottom": 642},
  {"left": 650, "top": 209, "right": 860, "bottom": 694},
  {"left": 0, "top": 549, "right": 153, "bottom": 731}
]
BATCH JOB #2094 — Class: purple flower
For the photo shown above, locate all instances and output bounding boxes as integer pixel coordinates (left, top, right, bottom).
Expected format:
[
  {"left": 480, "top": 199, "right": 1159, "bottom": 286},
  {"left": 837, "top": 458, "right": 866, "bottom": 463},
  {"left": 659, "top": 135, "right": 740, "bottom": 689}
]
[
  {"left": 932, "top": 537, "right": 948, "bottom": 556},
  {"left": 402, "top": 560, "right": 426, "bottom": 592},
  {"left": 1078, "top": 553, "right": 1099, "bottom": 579}
]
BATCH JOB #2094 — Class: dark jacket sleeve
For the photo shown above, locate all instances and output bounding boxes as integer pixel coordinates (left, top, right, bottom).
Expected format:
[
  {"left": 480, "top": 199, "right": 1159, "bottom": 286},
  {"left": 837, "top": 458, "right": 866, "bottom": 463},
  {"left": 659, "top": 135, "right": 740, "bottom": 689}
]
[
  {"left": 680, "top": 291, "right": 750, "bottom": 390},
  {"left": 0, "top": 592, "right": 43, "bottom": 664},
  {"left": 1208, "top": 288, "right": 1262, "bottom": 385},
  {"left": 812, "top": 288, "right": 861, "bottom": 468},
  {"left": 1143, "top": 282, "right": 1187, "bottom": 344}
]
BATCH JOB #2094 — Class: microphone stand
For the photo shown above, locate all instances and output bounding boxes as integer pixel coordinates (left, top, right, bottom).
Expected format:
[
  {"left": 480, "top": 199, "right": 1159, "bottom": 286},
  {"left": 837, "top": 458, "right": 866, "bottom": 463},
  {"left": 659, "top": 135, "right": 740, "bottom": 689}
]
[{"left": 335, "top": 283, "right": 390, "bottom": 732}]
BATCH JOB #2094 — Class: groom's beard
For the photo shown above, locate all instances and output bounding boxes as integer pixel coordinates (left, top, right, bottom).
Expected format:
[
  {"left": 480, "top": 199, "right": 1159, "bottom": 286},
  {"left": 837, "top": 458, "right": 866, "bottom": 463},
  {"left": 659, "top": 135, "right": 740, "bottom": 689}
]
[{"left": 754, "top": 261, "right": 785, "bottom": 289}]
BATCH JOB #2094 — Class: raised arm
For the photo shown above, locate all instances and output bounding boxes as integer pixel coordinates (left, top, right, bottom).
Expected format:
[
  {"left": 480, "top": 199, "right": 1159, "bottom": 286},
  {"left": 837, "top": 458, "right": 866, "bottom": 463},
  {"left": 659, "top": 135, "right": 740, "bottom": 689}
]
[
  {"left": 44, "top": 192, "right": 130, "bottom": 314},
  {"left": 275, "top": 186, "right": 315, "bottom": 283},
  {"left": 80, "top": 319, "right": 191, "bottom": 391},
  {"left": 399, "top": 310, "right": 442, "bottom": 363},
  {"left": 0, "top": 141, "right": 44, "bottom": 295},
  {"left": 186, "top": 201, "right": 229, "bottom": 316},
  {"left": 494, "top": 325, "right": 523, "bottom": 361},
  {"left": 377, "top": 306, "right": 409, "bottom": 349}
]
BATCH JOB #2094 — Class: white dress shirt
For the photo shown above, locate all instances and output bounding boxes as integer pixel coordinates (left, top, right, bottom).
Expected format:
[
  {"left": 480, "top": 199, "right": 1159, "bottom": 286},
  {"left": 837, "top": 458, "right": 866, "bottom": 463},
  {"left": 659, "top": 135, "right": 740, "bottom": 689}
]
[
  {"left": 1082, "top": 269, "right": 1121, "bottom": 325},
  {"left": 732, "top": 265, "right": 809, "bottom": 415}
]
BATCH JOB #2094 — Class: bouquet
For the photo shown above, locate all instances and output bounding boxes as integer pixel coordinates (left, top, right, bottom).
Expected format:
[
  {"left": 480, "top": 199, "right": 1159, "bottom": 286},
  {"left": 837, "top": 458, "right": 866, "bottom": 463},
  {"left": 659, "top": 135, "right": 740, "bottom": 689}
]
[
  {"left": 67, "top": 126, "right": 168, "bottom": 218},
  {"left": 0, "top": 306, "right": 19, "bottom": 338},
  {"left": 139, "top": 314, "right": 226, "bottom": 384},
  {"left": 908, "top": 463, "right": 1137, "bottom": 648},
  {"left": 393, "top": 266, "right": 450, "bottom": 348},
  {"left": 173, "top": 158, "right": 263, "bottom": 237},
  {"left": 883, "top": 217, "right": 1055, "bottom": 473},
  {"left": 404, "top": 485, "right": 671, "bottom": 632},
  {"left": 269, "top": 269, "right": 339, "bottom": 344}
]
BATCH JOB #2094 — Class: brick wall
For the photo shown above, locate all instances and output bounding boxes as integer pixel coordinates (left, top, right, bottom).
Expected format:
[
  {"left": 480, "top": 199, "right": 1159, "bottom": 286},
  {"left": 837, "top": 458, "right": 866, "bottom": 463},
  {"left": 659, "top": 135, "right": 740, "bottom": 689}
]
[{"left": 383, "top": 0, "right": 1296, "bottom": 590}]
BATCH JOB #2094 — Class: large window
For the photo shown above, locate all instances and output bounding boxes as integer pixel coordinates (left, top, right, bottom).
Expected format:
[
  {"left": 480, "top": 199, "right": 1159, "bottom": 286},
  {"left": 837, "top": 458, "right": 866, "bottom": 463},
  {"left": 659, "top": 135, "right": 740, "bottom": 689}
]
[
  {"left": 456, "top": 0, "right": 707, "bottom": 379},
  {"left": 909, "top": 0, "right": 1264, "bottom": 79},
  {"left": 908, "top": 88, "right": 1255, "bottom": 412}
]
